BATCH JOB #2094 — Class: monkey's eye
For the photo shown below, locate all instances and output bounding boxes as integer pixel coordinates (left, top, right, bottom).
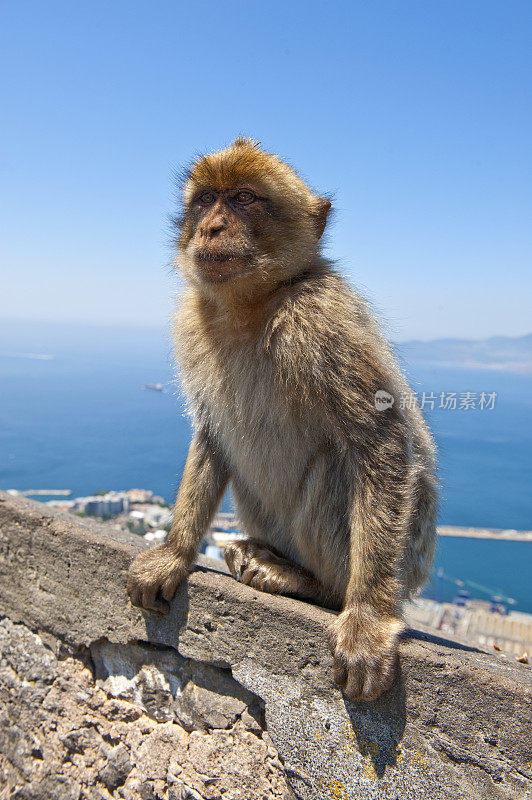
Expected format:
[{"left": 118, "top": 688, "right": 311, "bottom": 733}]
[
  {"left": 234, "top": 190, "right": 256, "bottom": 205},
  {"left": 198, "top": 191, "right": 216, "bottom": 205}
]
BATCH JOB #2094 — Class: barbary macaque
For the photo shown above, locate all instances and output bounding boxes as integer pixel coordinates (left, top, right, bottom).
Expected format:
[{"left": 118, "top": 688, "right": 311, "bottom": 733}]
[{"left": 127, "top": 138, "right": 438, "bottom": 701}]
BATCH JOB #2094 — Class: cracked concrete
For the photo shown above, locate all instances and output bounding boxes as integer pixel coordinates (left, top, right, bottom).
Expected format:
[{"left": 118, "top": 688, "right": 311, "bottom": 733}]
[{"left": 1, "top": 491, "right": 531, "bottom": 799}]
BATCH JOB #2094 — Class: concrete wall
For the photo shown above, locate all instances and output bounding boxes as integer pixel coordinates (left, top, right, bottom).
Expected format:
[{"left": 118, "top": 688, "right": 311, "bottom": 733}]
[{"left": 0, "top": 492, "right": 531, "bottom": 800}]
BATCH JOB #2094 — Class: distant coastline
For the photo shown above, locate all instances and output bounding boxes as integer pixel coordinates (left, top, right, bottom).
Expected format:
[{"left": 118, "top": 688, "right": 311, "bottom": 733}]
[
  {"left": 396, "top": 332, "right": 532, "bottom": 374},
  {"left": 7, "top": 489, "right": 532, "bottom": 542}
]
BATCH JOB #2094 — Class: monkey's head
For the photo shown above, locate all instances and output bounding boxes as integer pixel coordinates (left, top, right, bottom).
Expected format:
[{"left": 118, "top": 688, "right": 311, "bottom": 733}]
[{"left": 175, "top": 138, "right": 331, "bottom": 292}]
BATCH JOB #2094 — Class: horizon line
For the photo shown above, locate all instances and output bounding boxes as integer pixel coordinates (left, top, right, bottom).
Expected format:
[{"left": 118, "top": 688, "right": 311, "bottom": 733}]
[{"left": 1, "top": 316, "right": 531, "bottom": 345}]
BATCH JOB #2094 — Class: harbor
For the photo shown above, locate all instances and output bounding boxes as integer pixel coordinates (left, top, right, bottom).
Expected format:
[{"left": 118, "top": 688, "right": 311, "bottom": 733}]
[
  {"left": 6, "top": 491, "right": 532, "bottom": 541},
  {"left": 406, "top": 597, "right": 532, "bottom": 660},
  {"left": 438, "top": 524, "right": 532, "bottom": 542}
]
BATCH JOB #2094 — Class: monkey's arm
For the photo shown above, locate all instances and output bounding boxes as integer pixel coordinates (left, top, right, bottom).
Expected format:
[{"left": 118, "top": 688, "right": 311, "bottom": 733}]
[
  {"left": 127, "top": 427, "right": 229, "bottom": 614},
  {"left": 328, "top": 419, "right": 414, "bottom": 700},
  {"left": 272, "top": 285, "right": 413, "bottom": 700}
]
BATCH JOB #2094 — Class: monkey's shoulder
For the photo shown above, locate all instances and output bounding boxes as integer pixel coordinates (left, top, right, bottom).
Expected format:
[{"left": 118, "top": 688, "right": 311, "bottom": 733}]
[
  {"left": 269, "top": 270, "right": 371, "bottom": 334},
  {"left": 266, "top": 273, "right": 392, "bottom": 373}
]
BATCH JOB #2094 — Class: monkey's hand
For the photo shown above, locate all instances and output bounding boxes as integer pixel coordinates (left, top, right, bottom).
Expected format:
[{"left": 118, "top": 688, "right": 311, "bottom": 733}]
[
  {"left": 327, "top": 605, "right": 404, "bottom": 702},
  {"left": 127, "top": 545, "right": 190, "bottom": 615}
]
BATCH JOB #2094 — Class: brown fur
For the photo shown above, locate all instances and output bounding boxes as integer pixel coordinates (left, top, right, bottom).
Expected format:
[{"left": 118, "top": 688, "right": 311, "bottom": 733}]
[{"left": 127, "top": 138, "right": 438, "bottom": 701}]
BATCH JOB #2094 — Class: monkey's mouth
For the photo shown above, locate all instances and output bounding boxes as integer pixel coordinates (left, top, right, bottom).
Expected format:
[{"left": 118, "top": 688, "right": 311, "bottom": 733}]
[
  {"left": 195, "top": 251, "right": 241, "bottom": 263},
  {"left": 194, "top": 250, "right": 252, "bottom": 282}
]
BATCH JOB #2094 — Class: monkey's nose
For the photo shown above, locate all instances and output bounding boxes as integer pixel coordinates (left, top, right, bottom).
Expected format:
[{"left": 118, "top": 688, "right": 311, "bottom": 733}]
[{"left": 200, "top": 221, "right": 225, "bottom": 239}]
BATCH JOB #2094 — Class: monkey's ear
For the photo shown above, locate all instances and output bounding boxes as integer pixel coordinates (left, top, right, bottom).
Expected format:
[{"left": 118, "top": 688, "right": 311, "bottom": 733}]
[{"left": 313, "top": 198, "right": 332, "bottom": 239}]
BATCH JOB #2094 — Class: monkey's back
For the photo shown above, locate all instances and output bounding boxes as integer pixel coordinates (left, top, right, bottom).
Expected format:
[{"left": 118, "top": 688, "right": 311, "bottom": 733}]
[{"left": 173, "top": 270, "right": 437, "bottom": 605}]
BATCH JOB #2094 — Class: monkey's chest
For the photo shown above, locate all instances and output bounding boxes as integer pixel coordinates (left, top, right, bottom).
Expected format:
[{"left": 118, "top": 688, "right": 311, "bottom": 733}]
[{"left": 183, "top": 343, "right": 321, "bottom": 512}]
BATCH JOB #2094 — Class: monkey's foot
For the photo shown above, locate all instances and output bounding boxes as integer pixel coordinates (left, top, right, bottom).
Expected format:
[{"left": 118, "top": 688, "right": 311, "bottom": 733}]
[
  {"left": 224, "top": 539, "right": 325, "bottom": 604},
  {"left": 127, "top": 544, "right": 189, "bottom": 616},
  {"left": 327, "top": 605, "right": 404, "bottom": 702}
]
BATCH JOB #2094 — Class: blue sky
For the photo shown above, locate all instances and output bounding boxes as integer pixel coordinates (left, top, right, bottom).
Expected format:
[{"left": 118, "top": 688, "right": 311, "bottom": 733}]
[{"left": 1, "top": 0, "right": 531, "bottom": 340}]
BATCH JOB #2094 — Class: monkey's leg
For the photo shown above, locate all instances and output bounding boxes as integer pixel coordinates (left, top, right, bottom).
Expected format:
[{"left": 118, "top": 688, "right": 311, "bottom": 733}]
[
  {"left": 328, "top": 424, "right": 414, "bottom": 702},
  {"left": 127, "top": 428, "right": 229, "bottom": 615},
  {"left": 225, "top": 539, "right": 328, "bottom": 605}
]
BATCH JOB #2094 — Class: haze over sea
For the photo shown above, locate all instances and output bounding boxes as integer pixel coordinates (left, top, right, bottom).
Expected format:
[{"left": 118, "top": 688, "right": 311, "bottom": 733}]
[{"left": 1, "top": 320, "right": 531, "bottom": 612}]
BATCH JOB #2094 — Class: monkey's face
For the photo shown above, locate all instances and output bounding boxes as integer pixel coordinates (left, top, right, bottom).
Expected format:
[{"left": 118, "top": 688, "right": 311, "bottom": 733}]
[
  {"left": 179, "top": 185, "right": 268, "bottom": 284},
  {"left": 175, "top": 139, "right": 331, "bottom": 289}
]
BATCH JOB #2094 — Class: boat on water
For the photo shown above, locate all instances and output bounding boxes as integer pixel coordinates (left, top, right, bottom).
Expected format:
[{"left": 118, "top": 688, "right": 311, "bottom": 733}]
[{"left": 141, "top": 383, "right": 165, "bottom": 393}]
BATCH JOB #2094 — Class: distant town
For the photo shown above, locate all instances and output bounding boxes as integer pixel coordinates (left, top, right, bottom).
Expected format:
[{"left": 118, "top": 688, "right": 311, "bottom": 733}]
[{"left": 6, "top": 487, "right": 243, "bottom": 558}]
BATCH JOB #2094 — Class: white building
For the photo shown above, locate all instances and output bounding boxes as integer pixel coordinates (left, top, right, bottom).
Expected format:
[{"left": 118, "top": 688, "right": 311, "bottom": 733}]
[
  {"left": 73, "top": 492, "right": 130, "bottom": 517},
  {"left": 144, "top": 506, "right": 172, "bottom": 529},
  {"left": 126, "top": 488, "right": 154, "bottom": 504}
]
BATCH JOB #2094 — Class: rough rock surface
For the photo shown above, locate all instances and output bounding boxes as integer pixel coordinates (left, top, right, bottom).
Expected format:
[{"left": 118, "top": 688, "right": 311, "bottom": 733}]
[
  {"left": 0, "top": 618, "right": 288, "bottom": 800},
  {"left": 1, "top": 492, "right": 532, "bottom": 800}
]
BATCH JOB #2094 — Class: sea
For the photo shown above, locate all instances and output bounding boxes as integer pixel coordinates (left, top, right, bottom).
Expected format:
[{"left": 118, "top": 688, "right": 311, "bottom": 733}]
[{"left": 1, "top": 320, "right": 531, "bottom": 612}]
